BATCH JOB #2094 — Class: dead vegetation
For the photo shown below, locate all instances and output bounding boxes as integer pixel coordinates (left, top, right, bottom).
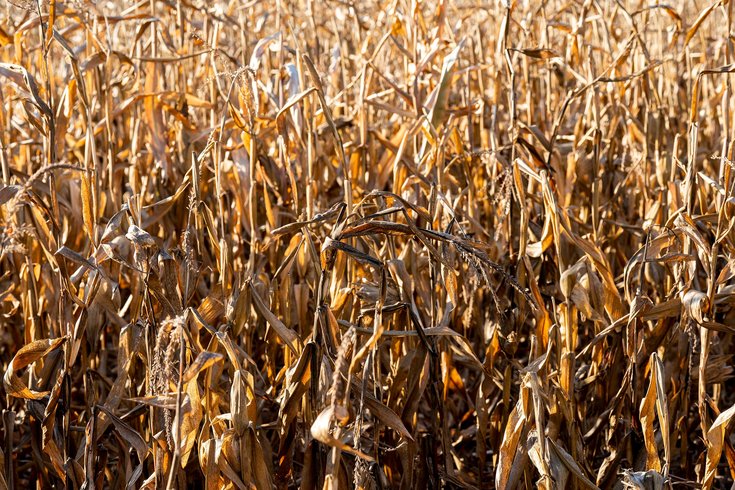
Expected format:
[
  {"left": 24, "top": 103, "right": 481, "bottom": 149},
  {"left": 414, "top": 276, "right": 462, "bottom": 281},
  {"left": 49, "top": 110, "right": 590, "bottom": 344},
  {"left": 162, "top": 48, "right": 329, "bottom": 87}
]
[{"left": 1, "top": 0, "right": 735, "bottom": 488}]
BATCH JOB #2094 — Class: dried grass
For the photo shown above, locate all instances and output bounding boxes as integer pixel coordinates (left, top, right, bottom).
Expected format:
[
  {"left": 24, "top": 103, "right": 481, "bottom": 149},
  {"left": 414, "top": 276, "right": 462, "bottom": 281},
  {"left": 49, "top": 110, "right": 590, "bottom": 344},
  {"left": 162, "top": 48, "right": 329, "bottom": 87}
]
[{"left": 1, "top": 0, "right": 735, "bottom": 488}]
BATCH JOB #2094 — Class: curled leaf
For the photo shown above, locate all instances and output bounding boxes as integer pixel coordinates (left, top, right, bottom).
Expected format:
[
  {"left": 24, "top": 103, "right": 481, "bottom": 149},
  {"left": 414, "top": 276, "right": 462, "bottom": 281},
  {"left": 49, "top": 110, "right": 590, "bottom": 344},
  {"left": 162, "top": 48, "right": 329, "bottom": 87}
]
[{"left": 4, "top": 337, "right": 66, "bottom": 400}]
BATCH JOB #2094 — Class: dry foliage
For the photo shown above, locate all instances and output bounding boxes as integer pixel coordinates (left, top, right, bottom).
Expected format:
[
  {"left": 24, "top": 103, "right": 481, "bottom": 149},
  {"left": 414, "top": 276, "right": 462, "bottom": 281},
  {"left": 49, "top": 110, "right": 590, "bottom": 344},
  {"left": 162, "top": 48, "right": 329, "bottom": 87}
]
[{"left": 2, "top": 0, "right": 735, "bottom": 489}]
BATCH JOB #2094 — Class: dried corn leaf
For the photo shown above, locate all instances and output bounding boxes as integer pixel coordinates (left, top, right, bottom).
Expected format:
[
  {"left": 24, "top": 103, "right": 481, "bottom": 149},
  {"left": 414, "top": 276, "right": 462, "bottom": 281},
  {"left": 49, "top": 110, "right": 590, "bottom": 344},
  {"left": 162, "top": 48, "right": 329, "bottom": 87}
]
[
  {"left": 703, "top": 402, "right": 735, "bottom": 488},
  {"left": 3, "top": 337, "right": 66, "bottom": 400}
]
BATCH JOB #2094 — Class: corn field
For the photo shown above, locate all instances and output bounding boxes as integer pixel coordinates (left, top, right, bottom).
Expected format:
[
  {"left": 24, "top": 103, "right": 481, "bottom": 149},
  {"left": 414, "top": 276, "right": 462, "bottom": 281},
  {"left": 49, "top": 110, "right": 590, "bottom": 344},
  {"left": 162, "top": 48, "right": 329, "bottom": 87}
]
[{"left": 2, "top": 0, "right": 735, "bottom": 488}]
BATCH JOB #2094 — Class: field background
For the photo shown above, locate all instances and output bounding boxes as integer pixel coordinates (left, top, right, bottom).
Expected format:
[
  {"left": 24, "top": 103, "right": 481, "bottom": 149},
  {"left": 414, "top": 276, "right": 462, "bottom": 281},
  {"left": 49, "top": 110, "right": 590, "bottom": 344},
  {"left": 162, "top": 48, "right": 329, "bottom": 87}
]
[{"left": 1, "top": 0, "right": 735, "bottom": 488}]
